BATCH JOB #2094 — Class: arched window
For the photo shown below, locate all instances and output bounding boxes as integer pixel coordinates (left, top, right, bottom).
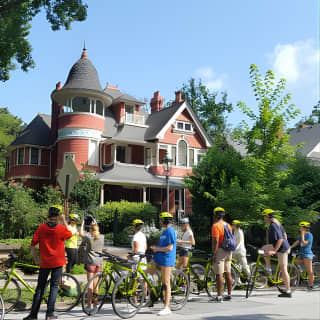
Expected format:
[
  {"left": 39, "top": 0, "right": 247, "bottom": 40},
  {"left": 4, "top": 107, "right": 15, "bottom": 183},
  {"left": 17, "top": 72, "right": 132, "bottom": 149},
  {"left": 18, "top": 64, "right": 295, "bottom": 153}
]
[{"left": 178, "top": 140, "right": 187, "bottom": 167}]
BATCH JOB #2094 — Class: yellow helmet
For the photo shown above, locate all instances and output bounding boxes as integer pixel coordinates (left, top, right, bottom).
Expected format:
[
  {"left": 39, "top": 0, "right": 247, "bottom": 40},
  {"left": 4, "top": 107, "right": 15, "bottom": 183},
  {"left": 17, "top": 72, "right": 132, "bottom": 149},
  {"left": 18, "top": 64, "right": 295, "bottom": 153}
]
[
  {"left": 133, "top": 219, "right": 144, "bottom": 226},
  {"left": 160, "top": 212, "right": 173, "bottom": 219},
  {"left": 48, "top": 205, "right": 63, "bottom": 217},
  {"left": 69, "top": 213, "right": 80, "bottom": 221},
  {"left": 213, "top": 207, "right": 225, "bottom": 214},
  {"left": 232, "top": 220, "right": 241, "bottom": 225},
  {"left": 299, "top": 221, "right": 310, "bottom": 228},
  {"left": 262, "top": 209, "right": 275, "bottom": 216}
]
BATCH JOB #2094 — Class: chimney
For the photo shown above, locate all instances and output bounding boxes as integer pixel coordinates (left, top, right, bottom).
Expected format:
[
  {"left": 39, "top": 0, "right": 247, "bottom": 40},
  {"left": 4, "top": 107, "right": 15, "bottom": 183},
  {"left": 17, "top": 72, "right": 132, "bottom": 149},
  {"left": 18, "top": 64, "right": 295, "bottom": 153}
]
[
  {"left": 56, "top": 81, "right": 61, "bottom": 90},
  {"left": 106, "top": 84, "right": 119, "bottom": 90},
  {"left": 150, "top": 91, "right": 164, "bottom": 113},
  {"left": 175, "top": 91, "right": 183, "bottom": 103}
]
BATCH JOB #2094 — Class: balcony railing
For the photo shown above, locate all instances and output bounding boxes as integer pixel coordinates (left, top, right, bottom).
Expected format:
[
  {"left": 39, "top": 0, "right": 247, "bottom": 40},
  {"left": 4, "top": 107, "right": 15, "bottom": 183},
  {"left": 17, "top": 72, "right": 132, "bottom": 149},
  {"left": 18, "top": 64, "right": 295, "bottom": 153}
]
[{"left": 122, "top": 112, "right": 145, "bottom": 125}]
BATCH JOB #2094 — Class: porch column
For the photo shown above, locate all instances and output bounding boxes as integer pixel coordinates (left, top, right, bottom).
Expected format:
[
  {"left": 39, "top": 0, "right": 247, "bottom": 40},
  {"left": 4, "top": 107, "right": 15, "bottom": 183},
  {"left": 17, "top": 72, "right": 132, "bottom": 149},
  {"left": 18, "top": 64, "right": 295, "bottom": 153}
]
[
  {"left": 100, "top": 184, "right": 104, "bottom": 206},
  {"left": 143, "top": 187, "right": 147, "bottom": 203}
]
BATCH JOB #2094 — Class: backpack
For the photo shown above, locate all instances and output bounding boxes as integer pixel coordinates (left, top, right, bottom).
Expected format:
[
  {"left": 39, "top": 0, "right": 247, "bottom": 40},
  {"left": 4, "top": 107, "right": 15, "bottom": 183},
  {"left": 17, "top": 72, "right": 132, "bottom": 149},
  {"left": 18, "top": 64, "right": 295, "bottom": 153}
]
[{"left": 219, "top": 222, "right": 237, "bottom": 251}]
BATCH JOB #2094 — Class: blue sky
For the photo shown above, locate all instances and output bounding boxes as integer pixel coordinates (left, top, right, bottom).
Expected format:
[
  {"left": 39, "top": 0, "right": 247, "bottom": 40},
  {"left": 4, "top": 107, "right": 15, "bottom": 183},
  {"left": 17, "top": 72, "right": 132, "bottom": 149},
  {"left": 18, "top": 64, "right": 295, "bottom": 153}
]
[{"left": 0, "top": 0, "right": 318, "bottom": 128}]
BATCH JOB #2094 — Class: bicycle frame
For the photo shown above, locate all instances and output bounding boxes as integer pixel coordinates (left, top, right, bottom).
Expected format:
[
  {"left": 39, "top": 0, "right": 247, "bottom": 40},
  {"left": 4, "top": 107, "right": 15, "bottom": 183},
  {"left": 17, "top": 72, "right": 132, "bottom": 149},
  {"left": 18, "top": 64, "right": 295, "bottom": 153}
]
[
  {"left": 1, "top": 261, "right": 40, "bottom": 296},
  {"left": 254, "top": 251, "right": 283, "bottom": 285}
]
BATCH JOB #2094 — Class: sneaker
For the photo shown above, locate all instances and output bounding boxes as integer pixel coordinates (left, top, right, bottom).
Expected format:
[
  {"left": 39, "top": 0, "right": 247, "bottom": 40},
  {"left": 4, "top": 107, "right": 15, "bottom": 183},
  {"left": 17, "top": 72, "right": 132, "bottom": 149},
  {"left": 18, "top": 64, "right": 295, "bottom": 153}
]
[
  {"left": 157, "top": 308, "right": 172, "bottom": 316},
  {"left": 23, "top": 316, "right": 37, "bottom": 320},
  {"left": 307, "top": 285, "right": 314, "bottom": 291},
  {"left": 223, "top": 295, "right": 232, "bottom": 301},
  {"left": 45, "top": 315, "right": 58, "bottom": 320},
  {"left": 278, "top": 291, "right": 292, "bottom": 298},
  {"left": 209, "top": 296, "right": 223, "bottom": 303}
]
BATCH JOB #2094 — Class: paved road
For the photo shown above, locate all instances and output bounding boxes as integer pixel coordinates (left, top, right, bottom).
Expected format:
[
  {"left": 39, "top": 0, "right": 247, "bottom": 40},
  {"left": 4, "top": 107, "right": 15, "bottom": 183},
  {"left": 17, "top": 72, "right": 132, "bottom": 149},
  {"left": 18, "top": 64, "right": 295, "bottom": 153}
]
[{"left": 4, "top": 289, "right": 319, "bottom": 320}]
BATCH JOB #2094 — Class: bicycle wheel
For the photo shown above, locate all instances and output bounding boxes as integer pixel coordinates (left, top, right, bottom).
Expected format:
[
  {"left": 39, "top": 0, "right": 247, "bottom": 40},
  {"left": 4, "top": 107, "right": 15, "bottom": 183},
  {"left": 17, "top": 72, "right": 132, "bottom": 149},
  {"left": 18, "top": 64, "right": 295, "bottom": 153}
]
[
  {"left": 144, "top": 270, "right": 160, "bottom": 307},
  {"left": 312, "top": 262, "right": 320, "bottom": 286},
  {"left": 168, "top": 269, "right": 189, "bottom": 311},
  {"left": 112, "top": 274, "right": 145, "bottom": 319},
  {"left": 0, "top": 293, "right": 5, "bottom": 320},
  {"left": 246, "top": 265, "right": 258, "bottom": 298},
  {"left": 190, "top": 264, "right": 205, "bottom": 294},
  {"left": 44, "top": 273, "right": 81, "bottom": 312},
  {"left": 230, "top": 265, "right": 239, "bottom": 290},
  {"left": 0, "top": 273, "right": 21, "bottom": 313},
  {"left": 276, "top": 264, "right": 300, "bottom": 291},
  {"left": 205, "top": 266, "right": 216, "bottom": 298},
  {"left": 82, "top": 273, "right": 112, "bottom": 316}
]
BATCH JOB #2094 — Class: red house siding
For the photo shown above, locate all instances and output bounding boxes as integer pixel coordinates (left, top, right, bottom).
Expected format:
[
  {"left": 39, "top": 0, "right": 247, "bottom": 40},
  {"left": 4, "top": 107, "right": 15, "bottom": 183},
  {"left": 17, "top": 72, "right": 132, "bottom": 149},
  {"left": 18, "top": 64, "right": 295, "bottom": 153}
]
[
  {"left": 150, "top": 165, "right": 192, "bottom": 177},
  {"left": 111, "top": 103, "right": 125, "bottom": 124},
  {"left": 177, "top": 110, "right": 193, "bottom": 122},
  {"left": 41, "top": 150, "right": 50, "bottom": 166},
  {"left": 58, "top": 114, "right": 104, "bottom": 131},
  {"left": 104, "top": 144, "right": 112, "bottom": 164},
  {"left": 7, "top": 165, "right": 50, "bottom": 179},
  {"left": 130, "top": 145, "right": 144, "bottom": 165},
  {"left": 57, "top": 139, "right": 89, "bottom": 171}
]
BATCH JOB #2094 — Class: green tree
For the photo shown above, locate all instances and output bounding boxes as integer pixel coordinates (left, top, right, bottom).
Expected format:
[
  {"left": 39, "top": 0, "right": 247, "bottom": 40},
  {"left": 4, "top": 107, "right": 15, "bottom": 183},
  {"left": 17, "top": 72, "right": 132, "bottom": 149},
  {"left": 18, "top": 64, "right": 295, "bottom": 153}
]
[
  {"left": 0, "top": 108, "right": 25, "bottom": 178},
  {"left": 0, "top": 0, "right": 88, "bottom": 81},
  {"left": 70, "top": 167, "right": 100, "bottom": 210},
  {"left": 180, "top": 78, "right": 233, "bottom": 138}
]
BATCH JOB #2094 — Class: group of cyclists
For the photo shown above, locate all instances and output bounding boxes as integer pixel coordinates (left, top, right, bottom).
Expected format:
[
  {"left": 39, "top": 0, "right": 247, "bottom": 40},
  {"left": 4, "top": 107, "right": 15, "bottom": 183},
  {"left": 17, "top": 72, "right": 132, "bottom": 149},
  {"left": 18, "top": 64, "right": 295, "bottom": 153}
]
[{"left": 21, "top": 204, "right": 315, "bottom": 319}]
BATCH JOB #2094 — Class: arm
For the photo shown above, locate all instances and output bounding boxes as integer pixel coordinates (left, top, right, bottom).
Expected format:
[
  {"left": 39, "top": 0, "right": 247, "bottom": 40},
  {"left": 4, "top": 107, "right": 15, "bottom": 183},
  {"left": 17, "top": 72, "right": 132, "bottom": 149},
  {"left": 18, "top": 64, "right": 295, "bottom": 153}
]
[
  {"left": 267, "top": 239, "right": 283, "bottom": 256},
  {"left": 132, "top": 241, "right": 139, "bottom": 254},
  {"left": 300, "top": 231, "right": 309, "bottom": 247},
  {"left": 31, "top": 246, "right": 40, "bottom": 265},
  {"left": 79, "top": 219, "right": 85, "bottom": 237},
  {"left": 59, "top": 213, "right": 68, "bottom": 227},
  {"left": 291, "top": 240, "right": 299, "bottom": 249},
  {"left": 151, "top": 243, "right": 174, "bottom": 252},
  {"left": 212, "top": 237, "right": 219, "bottom": 263}
]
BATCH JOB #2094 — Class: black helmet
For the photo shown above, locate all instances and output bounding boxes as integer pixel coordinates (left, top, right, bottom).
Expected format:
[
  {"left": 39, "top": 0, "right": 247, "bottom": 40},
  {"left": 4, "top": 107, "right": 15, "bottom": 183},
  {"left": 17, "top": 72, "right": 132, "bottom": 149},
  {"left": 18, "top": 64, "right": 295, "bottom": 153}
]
[{"left": 48, "top": 205, "right": 63, "bottom": 217}]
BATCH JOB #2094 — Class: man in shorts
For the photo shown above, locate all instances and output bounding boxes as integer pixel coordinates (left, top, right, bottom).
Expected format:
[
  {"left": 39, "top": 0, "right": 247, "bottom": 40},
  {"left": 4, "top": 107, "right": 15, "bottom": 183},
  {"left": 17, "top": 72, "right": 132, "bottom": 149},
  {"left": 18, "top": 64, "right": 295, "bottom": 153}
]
[
  {"left": 211, "top": 207, "right": 233, "bottom": 302},
  {"left": 262, "top": 209, "right": 292, "bottom": 298}
]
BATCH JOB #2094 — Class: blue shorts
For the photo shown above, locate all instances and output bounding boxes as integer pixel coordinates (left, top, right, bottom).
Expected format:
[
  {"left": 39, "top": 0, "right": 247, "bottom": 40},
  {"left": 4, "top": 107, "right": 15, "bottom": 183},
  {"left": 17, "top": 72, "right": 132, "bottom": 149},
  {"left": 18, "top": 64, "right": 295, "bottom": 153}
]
[
  {"left": 299, "top": 253, "right": 314, "bottom": 260},
  {"left": 177, "top": 247, "right": 190, "bottom": 257}
]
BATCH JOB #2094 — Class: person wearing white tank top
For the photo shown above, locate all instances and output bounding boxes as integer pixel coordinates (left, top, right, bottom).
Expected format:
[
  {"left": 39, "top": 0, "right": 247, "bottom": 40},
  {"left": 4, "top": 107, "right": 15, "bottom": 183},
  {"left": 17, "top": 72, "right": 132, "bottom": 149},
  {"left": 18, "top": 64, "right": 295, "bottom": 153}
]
[{"left": 176, "top": 217, "right": 195, "bottom": 269}]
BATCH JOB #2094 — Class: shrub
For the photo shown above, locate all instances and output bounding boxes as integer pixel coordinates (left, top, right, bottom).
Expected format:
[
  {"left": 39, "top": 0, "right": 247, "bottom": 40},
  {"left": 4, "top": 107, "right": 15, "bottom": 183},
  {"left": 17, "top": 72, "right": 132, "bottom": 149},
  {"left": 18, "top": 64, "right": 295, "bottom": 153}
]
[
  {"left": 17, "top": 238, "right": 39, "bottom": 274},
  {"left": 70, "top": 264, "right": 86, "bottom": 275}
]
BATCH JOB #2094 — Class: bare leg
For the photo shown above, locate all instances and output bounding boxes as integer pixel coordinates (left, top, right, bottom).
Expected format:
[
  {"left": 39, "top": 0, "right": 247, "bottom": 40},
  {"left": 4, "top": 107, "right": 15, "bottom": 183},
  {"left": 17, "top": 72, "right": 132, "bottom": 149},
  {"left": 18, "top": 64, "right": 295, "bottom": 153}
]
[
  {"left": 304, "top": 259, "right": 314, "bottom": 287},
  {"left": 161, "top": 266, "right": 172, "bottom": 309},
  {"left": 224, "top": 272, "right": 232, "bottom": 295},
  {"left": 279, "top": 264, "right": 290, "bottom": 291},
  {"left": 216, "top": 273, "right": 224, "bottom": 296}
]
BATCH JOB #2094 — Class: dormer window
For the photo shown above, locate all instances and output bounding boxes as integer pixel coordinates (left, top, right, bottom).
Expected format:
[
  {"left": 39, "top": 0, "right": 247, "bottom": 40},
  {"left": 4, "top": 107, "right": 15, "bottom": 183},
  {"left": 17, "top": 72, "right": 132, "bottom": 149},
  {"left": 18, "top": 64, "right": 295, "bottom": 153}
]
[
  {"left": 125, "top": 104, "right": 134, "bottom": 123},
  {"left": 175, "top": 121, "right": 193, "bottom": 133}
]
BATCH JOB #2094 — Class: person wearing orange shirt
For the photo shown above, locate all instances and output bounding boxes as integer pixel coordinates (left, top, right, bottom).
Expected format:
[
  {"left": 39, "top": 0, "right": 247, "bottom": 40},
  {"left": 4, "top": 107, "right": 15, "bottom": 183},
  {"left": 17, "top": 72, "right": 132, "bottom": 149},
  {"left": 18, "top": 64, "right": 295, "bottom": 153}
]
[{"left": 210, "top": 207, "right": 233, "bottom": 302}]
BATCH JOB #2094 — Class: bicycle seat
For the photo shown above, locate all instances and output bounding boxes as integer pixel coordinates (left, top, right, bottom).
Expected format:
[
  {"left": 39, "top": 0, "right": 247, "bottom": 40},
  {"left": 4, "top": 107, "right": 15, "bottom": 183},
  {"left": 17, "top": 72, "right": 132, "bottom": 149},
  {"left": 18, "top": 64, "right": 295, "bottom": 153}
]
[
  {"left": 257, "top": 249, "right": 265, "bottom": 255},
  {"left": 8, "top": 251, "right": 18, "bottom": 260}
]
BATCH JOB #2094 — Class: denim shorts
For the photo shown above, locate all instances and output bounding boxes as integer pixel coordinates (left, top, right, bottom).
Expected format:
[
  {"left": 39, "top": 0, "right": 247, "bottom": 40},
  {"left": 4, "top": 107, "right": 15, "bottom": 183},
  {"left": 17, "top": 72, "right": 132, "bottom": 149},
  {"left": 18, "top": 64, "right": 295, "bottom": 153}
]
[
  {"left": 299, "top": 253, "right": 314, "bottom": 260},
  {"left": 177, "top": 247, "right": 190, "bottom": 257}
]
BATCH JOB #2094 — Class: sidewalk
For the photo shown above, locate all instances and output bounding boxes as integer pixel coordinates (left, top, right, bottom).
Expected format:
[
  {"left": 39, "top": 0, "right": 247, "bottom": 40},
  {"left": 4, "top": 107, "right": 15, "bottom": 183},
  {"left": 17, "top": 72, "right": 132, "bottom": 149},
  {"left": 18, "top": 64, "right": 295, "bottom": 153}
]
[{"left": 4, "top": 289, "right": 320, "bottom": 320}]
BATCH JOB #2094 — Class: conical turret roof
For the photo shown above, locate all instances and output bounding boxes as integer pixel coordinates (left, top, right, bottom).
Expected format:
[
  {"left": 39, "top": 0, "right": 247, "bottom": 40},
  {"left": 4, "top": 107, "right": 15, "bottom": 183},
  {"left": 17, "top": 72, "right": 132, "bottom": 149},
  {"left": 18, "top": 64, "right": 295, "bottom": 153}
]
[{"left": 62, "top": 47, "right": 102, "bottom": 91}]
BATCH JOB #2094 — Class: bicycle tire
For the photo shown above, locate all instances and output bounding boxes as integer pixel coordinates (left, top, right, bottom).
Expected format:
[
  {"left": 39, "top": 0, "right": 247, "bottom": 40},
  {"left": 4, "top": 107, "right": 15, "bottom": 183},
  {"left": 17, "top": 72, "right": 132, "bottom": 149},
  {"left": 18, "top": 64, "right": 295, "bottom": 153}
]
[
  {"left": 144, "top": 270, "right": 160, "bottom": 307},
  {"left": 0, "top": 293, "right": 5, "bottom": 320},
  {"left": 246, "top": 265, "right": 257, "bottom": 298},
  {"left": 189, "top": 264, "right": 205, "bottom": 294},
  {"left": 44, "top": 272, "right": 81, "bottom": 312},
  {"left": 312, "top": 262, "right": 320, "bottom": 286},
  {"left": 0, "top": 273, "right": 21, "bottom": 313},
  {"left": 204, "top": 266, "right": 216, "bottom": 298},
  {"left": 112, "top": 273, "right": 145, "bottom": 319},
  {"left": 230, "top": 265, "right": 239, "bottom": 290},
  {"left": 168, "top": 269, "right": 189, "bottom": 311},
  {"left": 276, "top": 263, "right": 300, "bottom": 291},
  {"left": 82, "top": 273, "right": 111, "bottom": 316}
]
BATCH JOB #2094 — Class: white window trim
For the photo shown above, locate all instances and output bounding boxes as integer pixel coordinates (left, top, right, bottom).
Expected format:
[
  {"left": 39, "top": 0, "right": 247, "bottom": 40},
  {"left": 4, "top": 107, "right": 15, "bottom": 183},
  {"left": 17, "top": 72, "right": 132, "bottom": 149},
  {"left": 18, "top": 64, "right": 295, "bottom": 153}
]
[
  {"left": 196, "top": 149, "right": 206, "bottom": 165},
  {"left": 63, "top": 96, "right": 105, "bottom": 116},
  {"left": 29, "top": 147, "right": 41, "bottom": 165},
  {"left": 16, "top": 147, "right": 25, "bottom": 165},
  {"left": 174, "top": 120, "right": 193, "bottom": 132},
  {"left": 88, "top": 139, "right": 99, "bottom": 166},
  {"left": 188, "top": 148, "right": 195, "bottom": 167}
]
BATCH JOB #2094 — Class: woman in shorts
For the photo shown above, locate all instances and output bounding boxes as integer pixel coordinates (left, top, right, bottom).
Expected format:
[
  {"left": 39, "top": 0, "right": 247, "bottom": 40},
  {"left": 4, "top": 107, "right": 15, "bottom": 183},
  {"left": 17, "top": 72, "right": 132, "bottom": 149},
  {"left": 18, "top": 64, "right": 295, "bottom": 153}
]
[
  {"left": 80, "top": 218, "right": 104, "bottom": 310},
  {"left": 291, "top": 221, "right": 314, "bottom": 290}
]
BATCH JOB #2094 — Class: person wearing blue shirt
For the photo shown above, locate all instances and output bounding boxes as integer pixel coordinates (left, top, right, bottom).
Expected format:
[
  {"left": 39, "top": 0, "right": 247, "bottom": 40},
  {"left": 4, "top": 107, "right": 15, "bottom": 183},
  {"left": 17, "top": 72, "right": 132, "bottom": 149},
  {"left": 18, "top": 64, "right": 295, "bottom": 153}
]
[
  {"left": 291, "top": 221, "right": 314, "bottom": 290},
  {"left": 148, "top": 212, "right": 177, "bottom": 316},
  {"left": 262, "top": 209, "right": 292, "bottom": 298}
]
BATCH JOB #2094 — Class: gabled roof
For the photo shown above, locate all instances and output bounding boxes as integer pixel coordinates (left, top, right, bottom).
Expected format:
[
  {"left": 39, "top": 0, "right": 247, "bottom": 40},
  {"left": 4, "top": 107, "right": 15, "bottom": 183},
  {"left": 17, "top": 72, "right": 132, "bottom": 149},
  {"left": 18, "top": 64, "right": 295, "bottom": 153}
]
[
  {"left": 144, "top": 101, "right": 183, "bottom": 140},
  {"left": 104, "top": 87, "right": 144, "bottom": 105},
  {"left": 95, "top": 162, "right": 184, "bottom": 187},
  {"left": 145, "top": 101, "right": 212, "bottom": 147},
  {"left": 10, "top": 113, "right": 53, "bottom": 147},
  {"left": 289, "top": 124, "right": 320, "bottom": 156}
]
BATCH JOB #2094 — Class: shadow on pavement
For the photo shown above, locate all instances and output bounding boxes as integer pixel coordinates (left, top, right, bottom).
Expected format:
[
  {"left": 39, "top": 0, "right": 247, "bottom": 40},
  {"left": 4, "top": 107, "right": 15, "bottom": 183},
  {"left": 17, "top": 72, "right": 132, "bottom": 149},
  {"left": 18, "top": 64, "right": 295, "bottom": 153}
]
[{"left": 202, "top": 314, "right": 283, "bottom": 320}]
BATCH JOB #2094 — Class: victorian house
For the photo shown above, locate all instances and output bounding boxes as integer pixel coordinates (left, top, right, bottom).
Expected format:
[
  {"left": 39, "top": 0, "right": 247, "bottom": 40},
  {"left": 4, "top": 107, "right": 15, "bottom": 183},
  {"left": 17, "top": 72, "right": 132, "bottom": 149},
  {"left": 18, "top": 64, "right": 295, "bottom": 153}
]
[{"left": 5, "top": 48, "right": 212, "bottom": 216}]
